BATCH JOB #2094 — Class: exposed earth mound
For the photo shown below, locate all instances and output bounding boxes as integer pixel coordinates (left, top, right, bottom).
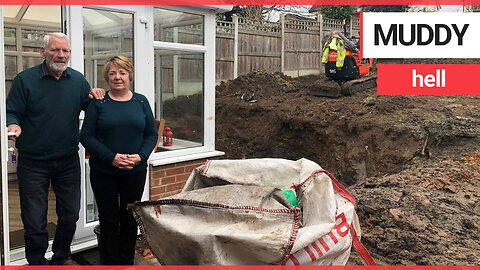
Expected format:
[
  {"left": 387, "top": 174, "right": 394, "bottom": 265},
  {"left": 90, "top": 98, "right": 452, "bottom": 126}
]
[{"left": 214, "top": 68, "right": 480, "bottom": 265}]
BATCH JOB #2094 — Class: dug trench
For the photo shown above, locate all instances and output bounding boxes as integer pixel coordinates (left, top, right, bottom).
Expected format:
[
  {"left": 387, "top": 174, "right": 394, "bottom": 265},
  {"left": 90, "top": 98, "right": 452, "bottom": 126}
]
[{"left": 212, "top": 68, "right": 480, "bottom": 265}]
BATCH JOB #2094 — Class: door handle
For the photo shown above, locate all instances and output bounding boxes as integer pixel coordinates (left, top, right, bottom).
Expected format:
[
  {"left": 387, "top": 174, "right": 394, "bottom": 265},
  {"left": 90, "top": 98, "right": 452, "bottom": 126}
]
[{"left": 8, "top": 147, "right": 16, "bottom": 164}]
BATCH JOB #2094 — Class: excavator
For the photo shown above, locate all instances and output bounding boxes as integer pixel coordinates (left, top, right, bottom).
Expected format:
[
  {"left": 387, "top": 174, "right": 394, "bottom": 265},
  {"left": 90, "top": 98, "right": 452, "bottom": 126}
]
[{"left": 310, "top": 30, "right": 377, "bottom": 98}]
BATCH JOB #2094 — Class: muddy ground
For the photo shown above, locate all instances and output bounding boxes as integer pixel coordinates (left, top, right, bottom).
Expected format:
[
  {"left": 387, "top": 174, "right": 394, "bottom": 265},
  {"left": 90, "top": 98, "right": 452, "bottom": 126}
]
[{"left": 214, "top": 62, "right": 480, "bottom": 265}]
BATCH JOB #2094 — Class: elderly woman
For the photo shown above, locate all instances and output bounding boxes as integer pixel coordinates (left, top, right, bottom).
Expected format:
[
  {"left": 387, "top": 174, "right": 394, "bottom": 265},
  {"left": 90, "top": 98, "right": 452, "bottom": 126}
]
[{"left": 80, "top": 56, "right": 157, "bottom": 265}]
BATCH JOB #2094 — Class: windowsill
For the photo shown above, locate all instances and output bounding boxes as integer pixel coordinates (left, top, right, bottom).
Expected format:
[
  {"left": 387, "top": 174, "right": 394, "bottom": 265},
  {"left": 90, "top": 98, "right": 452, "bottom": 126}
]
[
  {"left": 149, "top": 150, "right": 224, "bottom": 167},
  {"left": 156, "top": 138, "right": 202, "bottom": 151}
]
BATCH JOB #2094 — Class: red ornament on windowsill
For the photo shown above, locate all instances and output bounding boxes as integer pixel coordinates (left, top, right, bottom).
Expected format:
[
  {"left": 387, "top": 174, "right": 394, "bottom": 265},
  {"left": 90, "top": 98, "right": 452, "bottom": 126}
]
[{"left": 163, "top": 127, "right": 173, "bottom": 146}]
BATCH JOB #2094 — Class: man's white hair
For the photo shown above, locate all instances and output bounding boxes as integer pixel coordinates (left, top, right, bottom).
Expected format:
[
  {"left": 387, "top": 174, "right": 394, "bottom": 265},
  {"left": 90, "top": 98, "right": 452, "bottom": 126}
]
[{"left": 41, "top": 32, "right": 69, "bottom": 48}]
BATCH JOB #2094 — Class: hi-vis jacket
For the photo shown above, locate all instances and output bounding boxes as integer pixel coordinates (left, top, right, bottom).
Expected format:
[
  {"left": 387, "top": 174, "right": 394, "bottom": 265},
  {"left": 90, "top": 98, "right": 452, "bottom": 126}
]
[{"left": 322, "top": 35, "right": 346, "bottom": 68}]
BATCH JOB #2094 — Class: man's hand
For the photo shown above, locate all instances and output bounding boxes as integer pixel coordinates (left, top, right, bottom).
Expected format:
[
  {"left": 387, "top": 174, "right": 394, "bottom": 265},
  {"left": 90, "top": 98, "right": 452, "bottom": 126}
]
[
  {"left": 89, "top": 88, "right": 106, "bottom": 100},
  {"left": 7, "top": 124, "right": 21, "bottom": 141}
]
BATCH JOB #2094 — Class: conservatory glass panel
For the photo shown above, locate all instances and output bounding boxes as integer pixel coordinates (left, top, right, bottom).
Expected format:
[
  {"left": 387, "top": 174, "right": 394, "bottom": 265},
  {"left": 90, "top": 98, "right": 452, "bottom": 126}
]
[{"left": 154, "top": 8, "right": 204, "bottom": 45}]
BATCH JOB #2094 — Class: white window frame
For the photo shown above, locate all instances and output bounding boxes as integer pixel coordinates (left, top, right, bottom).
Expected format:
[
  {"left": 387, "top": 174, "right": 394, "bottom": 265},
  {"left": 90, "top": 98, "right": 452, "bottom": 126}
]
[
  {"left": 1, "top": 5, "right": 12, "bottom": 265},
  {"left": 149, "top": 5, "right": 222, "bottom": 167}
]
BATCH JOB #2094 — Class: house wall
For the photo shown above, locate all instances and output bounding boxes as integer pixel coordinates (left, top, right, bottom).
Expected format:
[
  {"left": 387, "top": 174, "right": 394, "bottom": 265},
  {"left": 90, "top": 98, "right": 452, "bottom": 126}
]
[{"left": 149, "top": 157, "right": 221, "bottom": 200}]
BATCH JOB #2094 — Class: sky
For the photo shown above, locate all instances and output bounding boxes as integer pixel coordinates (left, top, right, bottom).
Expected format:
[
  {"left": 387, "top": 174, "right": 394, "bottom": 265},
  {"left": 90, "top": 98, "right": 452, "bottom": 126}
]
[
  {"left": 439, "top": 5, "right": 464, "bottom": 12},
  {"left": 265, "top": 4, "right": 464, "bottom": 22}
]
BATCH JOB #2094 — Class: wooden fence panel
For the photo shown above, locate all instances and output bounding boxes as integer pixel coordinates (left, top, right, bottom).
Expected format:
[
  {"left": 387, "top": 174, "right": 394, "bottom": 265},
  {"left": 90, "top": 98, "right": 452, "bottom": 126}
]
[
  {"left": 216, "top": 59, "right": 234, "bottom": 82},
  {"left": 284, "top": 31, "right": 321, "bottom": 74},
  {"left": 216, "top": 35, "right": 234, "bottom": 60},
  {"left": 216, "top": 34, "right": 234, "bottom": 83},
  {"left": 284, "top": 31, "right": 321, "bottom": 51},
  {"left": 284, "top": 52, "right": 321, "bottom": 73},
  {"left": 237, "top": 31, "right": 281, "bottom": 75},
  {"left": 238, "top": 55, "right": 281, "bottom": 75},
  {"left": 214, "top": 15, "right": 360, "bottom": 82},
  {"left": 238, "top": 31, "right": 281, "bottom": 56}
]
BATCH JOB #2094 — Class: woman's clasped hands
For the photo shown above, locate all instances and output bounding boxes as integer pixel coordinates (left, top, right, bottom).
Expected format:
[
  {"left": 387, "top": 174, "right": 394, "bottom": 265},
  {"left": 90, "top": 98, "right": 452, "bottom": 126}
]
[{"left": 112, "top": 154, "right": 141, "bottom": 170}]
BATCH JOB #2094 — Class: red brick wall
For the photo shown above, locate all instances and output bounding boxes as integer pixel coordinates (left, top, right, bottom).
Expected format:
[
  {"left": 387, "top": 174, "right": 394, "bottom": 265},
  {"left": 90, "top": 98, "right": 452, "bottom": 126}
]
[{"left": 149, "top": 158, "right": 220, "bottom": 200}]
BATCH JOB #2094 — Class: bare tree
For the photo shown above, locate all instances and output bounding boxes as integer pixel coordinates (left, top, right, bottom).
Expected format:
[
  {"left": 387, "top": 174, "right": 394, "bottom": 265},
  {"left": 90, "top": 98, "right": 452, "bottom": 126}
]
[
  {"left": 218, "top": 5, "right": 313, "bottom": 22},
  {"left": 242, "top": 6, "right": 265, "bottom": 21}
]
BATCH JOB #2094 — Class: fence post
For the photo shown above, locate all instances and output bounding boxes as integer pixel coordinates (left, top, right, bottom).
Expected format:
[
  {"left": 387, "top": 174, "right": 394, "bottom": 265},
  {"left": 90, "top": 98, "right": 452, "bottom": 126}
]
[
  {"left": 280, "top": 13, "right": 285, "bottom": 73},
  {"left": 318, "top": 14, "right": 323, "bottom": 73},
  {"left": 233, "top": 15, "right": 238, "bottom": 79}
]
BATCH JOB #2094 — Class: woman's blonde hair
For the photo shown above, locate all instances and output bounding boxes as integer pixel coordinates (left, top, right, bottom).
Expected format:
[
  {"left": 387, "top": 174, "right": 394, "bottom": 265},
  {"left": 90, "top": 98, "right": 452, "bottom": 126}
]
[{"left": 103, "top": 55, "right": 134, "bottom": 82}]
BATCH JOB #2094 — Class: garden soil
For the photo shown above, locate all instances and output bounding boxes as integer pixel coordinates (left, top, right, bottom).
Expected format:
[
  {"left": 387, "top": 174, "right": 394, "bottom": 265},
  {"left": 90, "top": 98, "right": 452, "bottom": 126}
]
[{"left": 214, "top": 59, "right": 480, "bottom": 265}]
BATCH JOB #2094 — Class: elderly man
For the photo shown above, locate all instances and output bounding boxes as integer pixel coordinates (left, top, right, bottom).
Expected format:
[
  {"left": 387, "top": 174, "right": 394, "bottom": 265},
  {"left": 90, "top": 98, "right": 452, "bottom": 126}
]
[{"left": 6, "top": 32, "right": 103, "bottom": 265}]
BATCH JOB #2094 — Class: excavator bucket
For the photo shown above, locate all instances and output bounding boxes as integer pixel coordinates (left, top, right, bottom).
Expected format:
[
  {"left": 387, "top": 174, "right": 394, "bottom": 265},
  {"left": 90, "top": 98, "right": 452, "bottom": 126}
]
[
  {"left": 309, "top": 79, "right": 344, "bottom": 98},
  {"left": 341, "top": 73, "right": 378, "bottom": 96}
]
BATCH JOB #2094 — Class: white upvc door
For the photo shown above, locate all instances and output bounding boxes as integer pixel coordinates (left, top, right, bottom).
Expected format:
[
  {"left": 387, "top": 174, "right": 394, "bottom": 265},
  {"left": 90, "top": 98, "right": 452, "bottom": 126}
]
[
  {"left": 0, "top": 5, "right": 11, "bottom": 265},
  {"left": 66, "top": 5, "right": 153, "bottom": 243}
]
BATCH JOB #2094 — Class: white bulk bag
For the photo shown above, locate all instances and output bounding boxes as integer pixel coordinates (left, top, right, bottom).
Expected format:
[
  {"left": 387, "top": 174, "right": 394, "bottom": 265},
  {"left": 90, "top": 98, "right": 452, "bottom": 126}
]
[{"left": 133, "top": 158, "right": 371, "bottom": 265}]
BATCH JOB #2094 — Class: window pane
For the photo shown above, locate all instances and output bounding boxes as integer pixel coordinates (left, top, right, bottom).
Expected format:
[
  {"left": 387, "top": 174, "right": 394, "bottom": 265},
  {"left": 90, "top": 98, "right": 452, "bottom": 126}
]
[
  {"left": 83, "top": 7, "right": 133, "bottom": 89},
  {"left": 3, "top": 5, "right": 62, "bottom": 251},
  {"left": 2, "top": 5, "right": 22, "bottom": 19},
  {"left": 22, "top": 29, "right": 47, "bottom": 52},
  {"left": 82, "top": 7, "right": 134, "bottom": 222},
  {"left": 154, "top": 8, "right": 204, "bottom": 45},
  {"left": 4, "top": 28, "right": 16, "bottom": 51},
  {"left": 5, "top": 55, "right": 17, "bottom": 79},
  {"left": 155, "top": 50, "right": 204, "bottom": 150},
  {"left": 22, "top": 5, "right": 61, "bottom": 24},
  {"left": 5, "top": 56, "right": 17, "bottom": 96},
  {"left": 22, "top": 56, "right": 43, "bottom": 70}
]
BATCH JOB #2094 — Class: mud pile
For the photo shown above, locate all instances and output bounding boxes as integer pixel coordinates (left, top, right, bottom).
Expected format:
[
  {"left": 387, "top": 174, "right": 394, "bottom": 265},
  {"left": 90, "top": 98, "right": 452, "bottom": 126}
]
[
  {"left": 216, "top": 70, "right": 313, "bottom": 100},
  {"left": 349, "top": 158, "right": 480, "bottom": 265},
  {"left": 215, "top": 70, "right": 480, "bottom": 265}
]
